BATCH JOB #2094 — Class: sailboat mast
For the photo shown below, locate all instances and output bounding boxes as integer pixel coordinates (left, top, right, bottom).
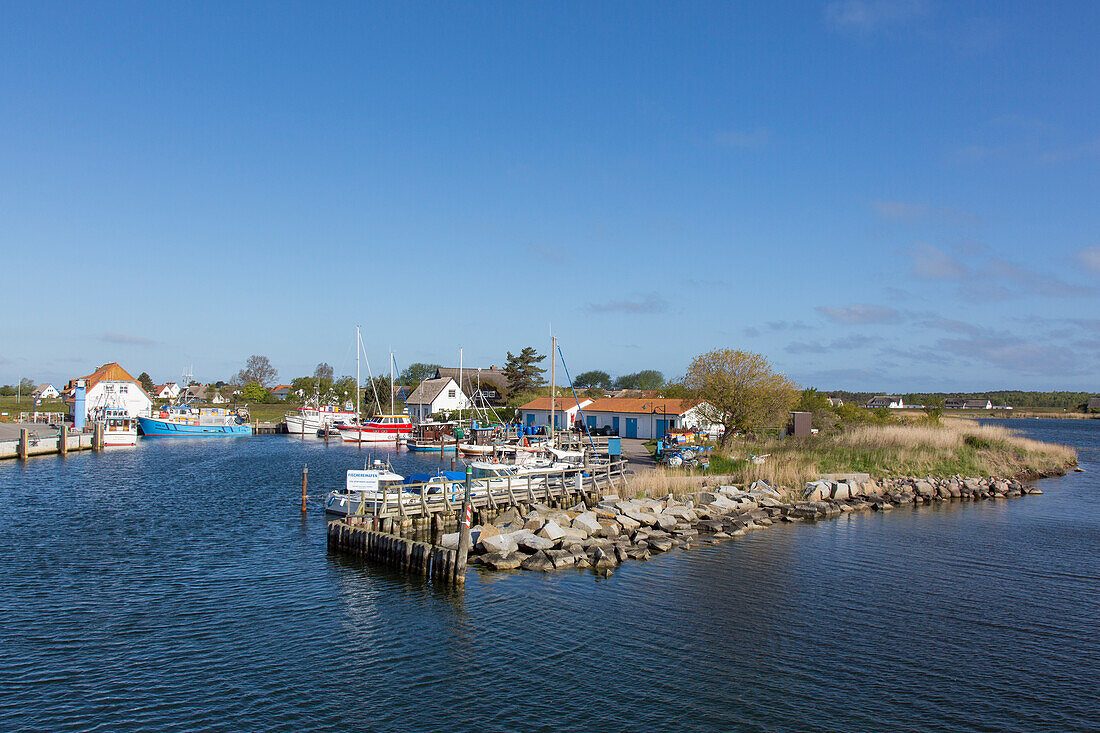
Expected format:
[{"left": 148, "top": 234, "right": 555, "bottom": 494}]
[
  {"left": 458, "top": 347, "right": 463, "bottom": 425},
  {"left": 389, "top": 349, "right": 394, "bottom": 415},
  {"left": 355, "top": 326, "right": 361, "bottom": 421},
  {"left": 550, "top": 331, "right": 557, "bottom": 445}
]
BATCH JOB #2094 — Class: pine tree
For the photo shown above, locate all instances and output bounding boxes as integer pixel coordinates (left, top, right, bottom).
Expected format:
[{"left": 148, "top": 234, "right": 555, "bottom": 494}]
[{"left": 502, "top": 347, "right": 547, "bottom": 394}]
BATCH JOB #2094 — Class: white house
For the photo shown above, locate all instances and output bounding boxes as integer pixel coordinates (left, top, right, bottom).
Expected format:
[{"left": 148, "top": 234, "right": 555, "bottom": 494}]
[
  {"left": 866, "top": 395, "right": 905, "bottom": 409},
  {"left": 183, "top": 384, "right": 228, "bottom": 404},
  {"left": 270, "top": 384, "right": 292, "bottom": 400},
  {"left": 945, "top": 397, "right": 993, "bottom": 410},
  {"left": 154, "top": 382, "right": 181, "bottom": 400},
  {"left": 405, "top": 377, "right": 469, "bottom": 422},
  {"left": 581, "top": 398, "right": 713, "bottom": 439},
  {"left": 65, "top": 363, "right": 153, "bottom": 420},
  {"left": 517, "top": 397, "right": 595, "bottom": 431},
  {"left": 32, "top": 384, "right": 59, "bottom": 399}
]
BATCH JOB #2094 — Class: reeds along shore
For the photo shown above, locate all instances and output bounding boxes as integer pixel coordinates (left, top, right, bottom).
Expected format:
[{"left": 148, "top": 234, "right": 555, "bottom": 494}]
[{"left": 689, "top": 420, "right": 1077, "bottom": 497}]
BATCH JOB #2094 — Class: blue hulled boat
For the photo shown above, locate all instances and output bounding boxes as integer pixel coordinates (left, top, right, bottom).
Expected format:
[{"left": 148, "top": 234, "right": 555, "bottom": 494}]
[{"left": 138, "top": 406, "right": 252, "bottom": 437}]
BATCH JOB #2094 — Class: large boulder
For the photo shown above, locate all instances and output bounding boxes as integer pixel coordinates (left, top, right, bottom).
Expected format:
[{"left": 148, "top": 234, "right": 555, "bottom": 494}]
[
  {"left": 591, "top": 546, "right": 618, "bottom": 569},
  {"left": 803, "top": 481, "right": 830, "bottom": 501},
  {"left": 514, "top": 531, "right": 554, "bottom": 553},
  {"left": 664, "top": 505, "right": 696, "bottom": 521},
  {"left": 482, "top": 552, "right": 523, "bottom": 570},
  {"left": 596, "top": 521, "right": 621, "bottom": 539},
  {"left": 477, "top": 523, "right": 501, "bottom": 539},
  {"left": 537, "top": 520, "right": 566, "bottom": 541},
  {"left": 616, "top": 514, "right": 641, "bottom": 531},
  {"left": 545, "top": 549, "right": 578, "bottom": 568},
  {"left": 654, "top": 514, "right": 678, "bottom": 532},
  {"left": 521, "top": 551, "right": 554, "bottom": 571},
  {"left": 647, "top": 536, "right": 674, "bottom": 553},
  {"left": 478, "top": 532, "right": 518, "bottom": 556},
  {"left": 560, "top": 525, "right": 589, "bottom": 542},
  {"left": 914, "top": 481, "right": 934, "bottom": 497},
  {"left": 831, "top": 483, "right": 852, "bottom": 501},
  {"left": 624, "top": 510, "right": 658, "bottom": 526},
  {"left": 572, "top": 512, "right": 603, "bottom": 536}
]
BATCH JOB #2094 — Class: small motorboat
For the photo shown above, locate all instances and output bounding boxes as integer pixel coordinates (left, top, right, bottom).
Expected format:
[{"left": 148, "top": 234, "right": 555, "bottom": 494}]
[{"left": 324, "top": 467, "right": 406, "bottom": 515}]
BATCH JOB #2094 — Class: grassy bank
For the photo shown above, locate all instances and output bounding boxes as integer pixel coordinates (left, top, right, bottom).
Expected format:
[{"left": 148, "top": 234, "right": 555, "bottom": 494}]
[
  {"left": 729, "top": 420, "right": 1076, "bottom": 487},
  {"left": 626, "top": 420, "right": 1076, "bottom": 497}
]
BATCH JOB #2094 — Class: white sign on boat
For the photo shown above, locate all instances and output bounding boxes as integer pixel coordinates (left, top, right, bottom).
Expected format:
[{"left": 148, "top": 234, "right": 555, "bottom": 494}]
[{"left": 346, "top": 470, "right": 382, "bottom": 493}]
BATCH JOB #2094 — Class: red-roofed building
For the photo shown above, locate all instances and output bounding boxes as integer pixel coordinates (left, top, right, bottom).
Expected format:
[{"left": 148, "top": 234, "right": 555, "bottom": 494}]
[
  {"left": 64, "top": 362, "right": 153, "bottom": 420},
  {"left": 270, "top": 384, "right": 293, "bottom": 400},
  {"left": 517, "top": 396, "right": 714, "bottom": 439}
]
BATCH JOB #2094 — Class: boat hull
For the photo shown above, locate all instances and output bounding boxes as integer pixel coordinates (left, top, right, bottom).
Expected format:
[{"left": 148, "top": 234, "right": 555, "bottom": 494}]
[
  {"left": 137, "top": 416, "right": 252, "bottom": 437},
  {"left": 102, "top": 430, "right": 137, "bottom": 446}
]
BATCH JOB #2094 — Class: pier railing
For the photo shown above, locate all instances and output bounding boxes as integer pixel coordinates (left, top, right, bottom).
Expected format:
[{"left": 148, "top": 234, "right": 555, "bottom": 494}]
[{"left": 351, "top": 456, "right": 629, "bottom": 520}]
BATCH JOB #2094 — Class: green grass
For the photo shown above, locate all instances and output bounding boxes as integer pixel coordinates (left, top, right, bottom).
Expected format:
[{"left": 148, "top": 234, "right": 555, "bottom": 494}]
[{"left": 0, "top": 396, "right": 68, "bottom": 419}]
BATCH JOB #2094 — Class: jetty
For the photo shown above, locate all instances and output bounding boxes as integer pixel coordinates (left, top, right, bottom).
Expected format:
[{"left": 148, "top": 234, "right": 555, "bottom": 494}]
[
  {"left": 327, "top": 456, "right": 630, "bottom": 583},
  {"left": 0, "top": 423, "right": 104, "bottom": 460}
]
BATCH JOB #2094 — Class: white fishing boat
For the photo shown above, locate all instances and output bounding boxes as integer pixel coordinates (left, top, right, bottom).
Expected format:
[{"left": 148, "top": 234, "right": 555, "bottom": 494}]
[
  {"left": 285, "top": 405, "right": 358, "bottom": 435},
  {"left": 324, "top": 468, "right": 406, "bottom": 516},
  {"left": 96, "top": 406, "right": 138, "bottom": 446}
]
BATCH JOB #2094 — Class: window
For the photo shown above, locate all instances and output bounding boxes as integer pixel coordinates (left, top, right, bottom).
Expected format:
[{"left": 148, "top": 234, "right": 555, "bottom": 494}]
[
  {"left": 105, "top": 385, "right": 114, "bottom": 393},
  {"left": 448, "top": 389, "right": 456, "bottom": 398},
  {"left": 120, "top": 385, "right": 128, "bottom": 393}
]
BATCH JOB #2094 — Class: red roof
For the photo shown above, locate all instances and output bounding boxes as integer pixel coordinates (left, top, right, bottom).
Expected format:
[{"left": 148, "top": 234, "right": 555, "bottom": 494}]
[
  {"left": 583, "top": 398, "right": 701, "bottom": 415},
  {"left": 517, "top": 397, "right": 593, "bottom": 411}
]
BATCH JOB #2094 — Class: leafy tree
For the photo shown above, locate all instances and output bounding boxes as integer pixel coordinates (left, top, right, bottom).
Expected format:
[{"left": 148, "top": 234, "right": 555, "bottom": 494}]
[
  {"left": 682, "top": 349, "right": 798, "bottom": 447},
  {"left": 360, "top": 376, "right": 390, "bottom": 412},
  {"left": 502, "top": 347, "right": 547, "bottom": 394},
  {"left": 399, "top": 363, "right": 441, "bottom": 389},
  {"left": 241, "top": 381, "right": 268, "bottom": 402},
  {"left": 235, "top": 355, "right": 277, "bottom": 388},
  {"left": 923, "top": 398, "right": 944, "bottom": 425},
  {"left": 0, "top": 385, "right": 15, "bottom": 397},
  {"left": 18, "top": 377, "right": 35, "bottom": 395},
  {"left": 614, "top": 370, "right": 664, "bottom": 391},
  {"left": 574, "top": 370, "right": 612, "bottom": 389},
  {"left": 313, "top": 362, "right": 334, "bottom": 382},
  {"left": 138, "top": 372, "right": 156, "bottom": 394}
]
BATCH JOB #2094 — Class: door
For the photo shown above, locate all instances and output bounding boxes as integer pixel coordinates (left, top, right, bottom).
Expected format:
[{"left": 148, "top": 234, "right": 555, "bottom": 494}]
[
  {"left": 586, "top": 415, "right": 597, "bottom": 430},
  {"left": 526, "top": 413, "right": 535, "bottom": 427},
  {"left": 612, "top": 416, "right": 619, "bottom": 435},
  {"left": 625, "top": 418, "right": 637, "bottom": 438},
  {"left": 656, "top": 419, "right": 667, "bottom": 438}
]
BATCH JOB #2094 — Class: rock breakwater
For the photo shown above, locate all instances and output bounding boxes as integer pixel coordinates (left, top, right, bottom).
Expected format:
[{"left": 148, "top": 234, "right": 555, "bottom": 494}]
[{"left": 454, "top": 475, "right": 1045, "bottom": 574}]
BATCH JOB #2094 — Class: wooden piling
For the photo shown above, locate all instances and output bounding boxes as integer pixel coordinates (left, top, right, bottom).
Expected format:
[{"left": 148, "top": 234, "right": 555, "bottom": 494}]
[
  {"left": 92, "top": 422, "right": 104, "bottom": 452},
  {"left": 301, "top": 464, "right": 308, "bottom": 514},
  {"left": 18, "top": 428, "right": 28, "bottom": 461}
]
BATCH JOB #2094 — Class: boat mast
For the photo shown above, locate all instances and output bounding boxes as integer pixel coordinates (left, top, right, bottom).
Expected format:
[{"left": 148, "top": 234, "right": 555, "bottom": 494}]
[
  {"left": 389, "top": 348, "right": 394, "bottom": 415},
  {"left": 458, "top": 346, "right": 463, "bottom": 425},
  {"left": 355, "top": 325, "right": 361, "bottom": 423},
  {"left": 550, "top": 328, "right": 556, "bottom": 446}
]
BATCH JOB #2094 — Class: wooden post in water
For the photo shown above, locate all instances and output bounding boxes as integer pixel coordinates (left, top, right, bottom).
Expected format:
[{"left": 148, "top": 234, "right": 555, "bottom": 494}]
[
  {"left": 301, "top": 464, "right": 308, "bottom": 514},
  {"left": 455, "top": 465, "right": 472, "bottom": 584},
  {"left": 17, "top": 428, "right": 28, "bottom": 461},
  {"left": 92, "top": 422, "right": 104, "bottom": 452},
  {"left": 59, "top": 424, "right": 68, "bottom": 455}
]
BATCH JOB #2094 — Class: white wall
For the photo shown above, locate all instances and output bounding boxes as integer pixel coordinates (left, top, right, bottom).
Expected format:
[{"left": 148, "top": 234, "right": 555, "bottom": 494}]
[{"left": 85, "top": 381, "right": 152, "bottom": 419}]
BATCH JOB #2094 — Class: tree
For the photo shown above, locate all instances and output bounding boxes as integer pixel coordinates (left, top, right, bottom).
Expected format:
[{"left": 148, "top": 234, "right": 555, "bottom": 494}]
[
  {"left": 0, "top": 385, "right": 15, "bottom": 397},
  {"left": 236, "top": 355, "right": 277, "bottom": 388},
  {"left": 923, "top": 399, "right": 944, "bottom": 425},
  {"left": 682, "top": 349, "right": 798, "bottom": 447},
  {"left": 241, "top": 381, "right": 268, "bottom": 402},
  {"left": 399, "top": 362, "right": 441, "bottom": 389},
  {"left": 138, "top": 372, "right": 156, "bottom": 395},
  {"left": 19, "top": 377, "right": 35, "bottom": 395},
  {"left": 313, "top": 362, "right": 334, "bottom": 382},
  {"left": 360, "top": 376, "right": 391, "bottom": 412},
  {"left": 614, "top": 370, "right": 664, "bottom": 391},
  {"left": 574, "top": 370, "right": 612, "bottom": 390},
  {"left": 502, "top": 347, "right": 547, "bottom": 394},
  {"left": 333, "top": 376, "right": 359, "bottom": 408}
]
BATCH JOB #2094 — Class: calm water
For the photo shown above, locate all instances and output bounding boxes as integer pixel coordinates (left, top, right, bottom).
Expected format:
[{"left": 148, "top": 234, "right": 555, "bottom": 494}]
[{"left": 1, "top": 421, "right": 1097, "bottom": 732}]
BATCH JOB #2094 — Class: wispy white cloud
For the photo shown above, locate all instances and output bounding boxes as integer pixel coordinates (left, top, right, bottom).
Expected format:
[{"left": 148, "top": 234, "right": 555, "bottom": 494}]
[
  {"left": 786, "top": 335, "right": 875, "bottom": 354},
  {"left": 870, "top": 199, "right": 981, "bottom": 226},
  {"left": 712, "top": 128, "right": 772, "bottom": 149},
  {"left": 1075, "top": 246, "right": 1100, "bottom": 273},
  {"left": 824, "top": 0, "right": 929, "bottom": 33},
  {"left": 907, "top": 242, "right": 969, "bottom": 280},
  {"left": 816, "top": 303, "right": 901, "bottom": 324},
  {"left": 1039, "top": 136, "right": 1100, "bottom": 164},
  {"left": 98, "top": 332, "right": 157, "bottom": 346},
  {"left": 586, "top": 293, "right": 668, "bottom": 314}
]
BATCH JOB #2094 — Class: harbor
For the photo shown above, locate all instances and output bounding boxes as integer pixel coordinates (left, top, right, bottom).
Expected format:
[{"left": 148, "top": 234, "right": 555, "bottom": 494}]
[{"left": 1, "top": 419, "right": 1096, "bottom": 732}]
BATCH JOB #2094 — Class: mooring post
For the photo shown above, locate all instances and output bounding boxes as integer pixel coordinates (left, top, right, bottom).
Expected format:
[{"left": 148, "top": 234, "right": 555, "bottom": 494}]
[
  {"left": 18, "top": 428, "right": 28, "bottom": 461},
  {"left": 455, "top": 464, "right": 473, "bottom": 583},
  {"left": 93, "top": 422, "right": 104, "bottom": 452},
  {"left": 59, "top": 424, "right": 68, "bottom": 455},
  {"left": 301, "top": 464, "right": 308, "bottom": 514}
]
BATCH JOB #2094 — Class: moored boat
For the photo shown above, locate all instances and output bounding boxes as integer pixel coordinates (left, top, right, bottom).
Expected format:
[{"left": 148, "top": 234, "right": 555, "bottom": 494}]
[
  {"left": 324, "top": 468, "right": 406, "bottom": 515},
  {"left": 285, "top": 405, "right": 357, "bottom": 435},
  {"left": 138, "top": 406, "right": 252, "bottom": 437},
  {"left": 97, "top": 407, "right": 137, "bottom": 446},
  {"left": 337, "top": 414, "right": 414, "bottom": 443}
]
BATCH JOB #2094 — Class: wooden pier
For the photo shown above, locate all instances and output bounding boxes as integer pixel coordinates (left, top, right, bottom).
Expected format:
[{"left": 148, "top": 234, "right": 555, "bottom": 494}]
[
  {"left": 327, "top": 456, "right": 630, "bottom": 583},
  {"left": 0, "top": 424, "right": 102, "bottom": 460}
]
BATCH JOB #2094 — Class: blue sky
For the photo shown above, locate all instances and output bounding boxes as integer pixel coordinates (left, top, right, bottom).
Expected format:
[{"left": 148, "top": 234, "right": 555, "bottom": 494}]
[{"left": 2, "top": 1, "right": 1097, "bottom": 392}]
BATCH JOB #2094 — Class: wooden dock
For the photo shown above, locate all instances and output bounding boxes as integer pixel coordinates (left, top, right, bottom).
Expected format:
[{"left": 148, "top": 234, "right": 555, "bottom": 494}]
[
  {"left": 327, "top": 456, "right": 630, "bottom": 583},
  {"left": 0, "top": 424, "right": 103, "bottom": 460}
]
